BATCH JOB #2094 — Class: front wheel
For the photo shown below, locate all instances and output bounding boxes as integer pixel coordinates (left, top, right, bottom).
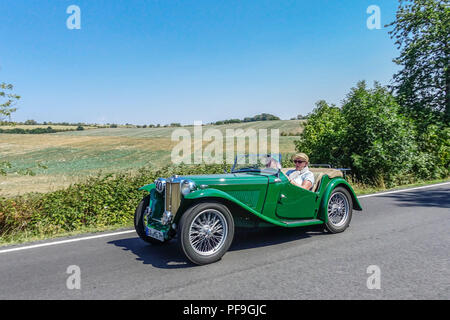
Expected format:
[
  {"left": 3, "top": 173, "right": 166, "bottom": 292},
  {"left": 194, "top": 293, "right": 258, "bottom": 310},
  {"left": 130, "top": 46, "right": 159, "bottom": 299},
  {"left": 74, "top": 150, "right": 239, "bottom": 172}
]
[
  {"left": 325, "top": 187, "right": 353, "bottom": 233},
  {"left": 178, "top": 202, "right": 235, "bottom": 265}
]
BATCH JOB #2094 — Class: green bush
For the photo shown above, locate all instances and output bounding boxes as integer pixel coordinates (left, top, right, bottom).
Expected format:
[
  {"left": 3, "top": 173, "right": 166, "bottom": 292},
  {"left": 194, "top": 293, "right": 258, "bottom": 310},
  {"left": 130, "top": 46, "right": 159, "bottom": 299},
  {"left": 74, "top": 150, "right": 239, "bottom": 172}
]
[
  {"left": 294, "top": 100, "right": 346, "bottom": 166},
  {"left": 295, "top": 81, "right": 448, "bottom": 187}
]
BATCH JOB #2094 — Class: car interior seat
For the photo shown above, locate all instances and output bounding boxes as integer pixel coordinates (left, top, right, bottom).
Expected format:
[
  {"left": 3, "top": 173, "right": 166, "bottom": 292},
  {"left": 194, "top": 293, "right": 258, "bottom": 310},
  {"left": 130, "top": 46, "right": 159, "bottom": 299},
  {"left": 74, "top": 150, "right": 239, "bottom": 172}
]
[{"left": 281, "top": 168, "right": 343, "bottom": 192}]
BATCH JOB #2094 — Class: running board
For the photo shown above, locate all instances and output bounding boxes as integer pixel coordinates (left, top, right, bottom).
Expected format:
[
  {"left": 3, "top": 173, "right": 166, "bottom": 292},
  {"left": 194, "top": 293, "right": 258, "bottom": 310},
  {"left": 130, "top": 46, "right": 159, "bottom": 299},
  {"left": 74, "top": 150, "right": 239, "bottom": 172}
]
[{"left": 281, "top": 219, "right": 324, "bottom": 227}]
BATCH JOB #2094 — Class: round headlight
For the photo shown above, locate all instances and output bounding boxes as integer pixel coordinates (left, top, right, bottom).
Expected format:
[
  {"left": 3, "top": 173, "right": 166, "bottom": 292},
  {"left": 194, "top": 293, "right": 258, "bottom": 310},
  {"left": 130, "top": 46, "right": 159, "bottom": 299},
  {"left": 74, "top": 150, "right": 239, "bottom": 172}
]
[{"left": 180, "top": 180, "right": 196, "bottom": 196}]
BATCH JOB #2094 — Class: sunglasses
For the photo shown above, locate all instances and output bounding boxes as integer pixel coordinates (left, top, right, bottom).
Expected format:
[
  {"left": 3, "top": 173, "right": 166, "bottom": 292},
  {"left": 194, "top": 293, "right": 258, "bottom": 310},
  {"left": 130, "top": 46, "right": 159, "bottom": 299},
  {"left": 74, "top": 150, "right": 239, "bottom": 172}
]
[{"left": 293, "top": 160, "right": 306, "bottom": 164}]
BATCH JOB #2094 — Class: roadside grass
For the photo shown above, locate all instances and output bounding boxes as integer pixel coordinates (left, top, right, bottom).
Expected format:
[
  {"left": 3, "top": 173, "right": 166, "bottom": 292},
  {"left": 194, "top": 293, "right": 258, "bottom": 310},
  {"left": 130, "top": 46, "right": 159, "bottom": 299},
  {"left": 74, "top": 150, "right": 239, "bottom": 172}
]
[{"left": 1, "top": 177, "right": 448, "bottom": 248}]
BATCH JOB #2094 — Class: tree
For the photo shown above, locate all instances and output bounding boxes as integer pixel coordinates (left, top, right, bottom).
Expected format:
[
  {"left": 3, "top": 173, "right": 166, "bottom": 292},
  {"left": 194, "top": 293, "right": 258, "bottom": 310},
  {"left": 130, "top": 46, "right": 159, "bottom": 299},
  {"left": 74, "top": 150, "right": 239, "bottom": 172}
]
[
  {"left": 0, "top": 82, "right": 20, "bottom": 121},
  {"left": 387, "top": 0, "right": 450, "bottom": 117},
  {"left": 295, "top": 82, "right": 419, "bottom": 187},
  {"left": 294, "top": 100, "right": 346, "bottom": 166},
  {"left": 340, "top": 81, "right": 417, "bottom": 187},
  {"left": 1, "top": 81, "right": 20, "bottom": 175}
]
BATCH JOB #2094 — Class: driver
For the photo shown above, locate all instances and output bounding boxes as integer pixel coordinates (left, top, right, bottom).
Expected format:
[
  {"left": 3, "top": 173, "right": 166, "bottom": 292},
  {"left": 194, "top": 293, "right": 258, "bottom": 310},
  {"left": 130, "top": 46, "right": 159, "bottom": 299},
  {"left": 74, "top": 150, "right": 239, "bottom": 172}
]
[{"left": 286, "top": 153, "right": 315, "bottom": 191}]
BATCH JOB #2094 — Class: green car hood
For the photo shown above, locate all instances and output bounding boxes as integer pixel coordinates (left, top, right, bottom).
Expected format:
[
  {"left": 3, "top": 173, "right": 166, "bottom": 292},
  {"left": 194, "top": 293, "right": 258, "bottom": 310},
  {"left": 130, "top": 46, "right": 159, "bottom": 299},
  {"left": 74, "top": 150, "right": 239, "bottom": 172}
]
[
  {"left": 181, "top": 173, "right": 269, "bottom": 187},
  {"left": 182, "top": 172, "right": 270, "bottom": 212}
]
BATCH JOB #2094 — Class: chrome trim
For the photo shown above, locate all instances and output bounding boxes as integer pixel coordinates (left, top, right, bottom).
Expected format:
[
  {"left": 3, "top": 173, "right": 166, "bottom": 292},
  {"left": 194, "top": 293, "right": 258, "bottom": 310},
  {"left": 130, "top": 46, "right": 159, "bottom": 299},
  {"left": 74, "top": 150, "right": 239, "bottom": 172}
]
[
  {"left": 143, "top": 206, "right": 151, "bottom": 225},
  {"left": 162, "top": 210, "right": 173, "bottom": 225},
  {"left": 180, "top": 179, "right": 197, "bottom": 195},
  {"left": 155, "top": 178, "right": 166, "bottom": 193},
  {"left": 164, "top": 178, "right": 181, "bottom": 225}
]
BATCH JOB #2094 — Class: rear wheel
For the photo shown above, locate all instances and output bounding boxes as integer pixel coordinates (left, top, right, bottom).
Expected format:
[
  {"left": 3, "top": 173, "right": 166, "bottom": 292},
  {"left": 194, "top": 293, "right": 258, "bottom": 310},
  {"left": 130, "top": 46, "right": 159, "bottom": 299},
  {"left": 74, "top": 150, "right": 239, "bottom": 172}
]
[
  {"left": 325, "top": 187, "right": 353, "bottom": 233},
  {"left": 178, "top": 202, "right": 234, "bottom": 265},
  {"left": 134, "top": 195, "right": 169, "bottom": 245}
]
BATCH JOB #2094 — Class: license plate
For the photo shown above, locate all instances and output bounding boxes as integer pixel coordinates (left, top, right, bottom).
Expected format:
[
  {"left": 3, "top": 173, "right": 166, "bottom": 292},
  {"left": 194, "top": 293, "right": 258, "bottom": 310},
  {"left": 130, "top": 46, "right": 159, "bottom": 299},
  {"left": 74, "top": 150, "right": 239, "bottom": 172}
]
[{"left": 146, "top": 227, "right": 164, "bottom": 242}]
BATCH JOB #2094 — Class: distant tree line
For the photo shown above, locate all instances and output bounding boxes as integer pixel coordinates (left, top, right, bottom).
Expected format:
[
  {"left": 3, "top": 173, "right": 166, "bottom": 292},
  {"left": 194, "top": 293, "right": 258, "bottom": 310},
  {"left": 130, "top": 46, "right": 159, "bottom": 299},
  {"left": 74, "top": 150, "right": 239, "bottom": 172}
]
[
  {"left": 0, "top": 126, "right": 85, "bottom": 134},
  {"left": 109, "top": 123, "right": 183, "bottom": 129},
  {"left": 213, "top": 113, "right": 280, "bottom": 125},
  {"left": 1, "top": 120, "right": 93, "bottom": 127},
  {"left": 290, "top": 114, "right": 308, "bottom": 120}
]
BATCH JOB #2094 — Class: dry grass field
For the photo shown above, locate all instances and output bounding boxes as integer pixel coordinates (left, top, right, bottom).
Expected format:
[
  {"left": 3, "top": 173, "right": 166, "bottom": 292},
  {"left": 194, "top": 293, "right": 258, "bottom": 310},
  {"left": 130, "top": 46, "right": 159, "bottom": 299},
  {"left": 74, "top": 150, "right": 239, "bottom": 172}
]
[{"left": 0, "top": 120, "right": 303, "bottom": 196}]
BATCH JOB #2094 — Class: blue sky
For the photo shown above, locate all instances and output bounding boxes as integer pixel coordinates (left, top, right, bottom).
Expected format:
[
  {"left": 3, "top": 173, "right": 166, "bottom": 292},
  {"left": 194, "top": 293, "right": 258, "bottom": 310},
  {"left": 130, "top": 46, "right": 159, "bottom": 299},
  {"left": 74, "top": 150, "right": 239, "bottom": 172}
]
[{"left": 0, "top": 0, "right": 400, "bottom": 125}]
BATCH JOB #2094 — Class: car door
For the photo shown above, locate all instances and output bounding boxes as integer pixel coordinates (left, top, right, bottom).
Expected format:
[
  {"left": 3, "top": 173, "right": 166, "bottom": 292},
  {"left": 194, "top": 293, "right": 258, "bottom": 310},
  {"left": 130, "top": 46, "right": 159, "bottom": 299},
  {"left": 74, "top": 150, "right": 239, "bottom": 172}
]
[{"left": 276, "top": 182, "right": 317, "bottom": 219}]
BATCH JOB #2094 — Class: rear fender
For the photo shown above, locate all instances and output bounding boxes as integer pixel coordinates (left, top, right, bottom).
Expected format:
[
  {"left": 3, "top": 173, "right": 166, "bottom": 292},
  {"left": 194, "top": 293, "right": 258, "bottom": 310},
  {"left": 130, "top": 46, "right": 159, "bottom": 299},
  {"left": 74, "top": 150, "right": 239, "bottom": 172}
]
[{"left": 318, "top": 178, "right": 362, "bottom": 222}]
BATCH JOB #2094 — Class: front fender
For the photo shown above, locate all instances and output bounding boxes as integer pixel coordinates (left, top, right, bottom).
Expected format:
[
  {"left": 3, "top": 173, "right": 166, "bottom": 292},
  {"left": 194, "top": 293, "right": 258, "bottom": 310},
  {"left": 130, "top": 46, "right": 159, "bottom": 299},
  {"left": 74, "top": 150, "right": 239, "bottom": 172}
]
[
  {"left": 184, "top": 188, "right": 287, "bottom": 227},
  {"left": 139, "top": 183, "right": 156, "bottom": 192},
  {"left": 318, "top": 178, "right": 363, "bottom": 222}
]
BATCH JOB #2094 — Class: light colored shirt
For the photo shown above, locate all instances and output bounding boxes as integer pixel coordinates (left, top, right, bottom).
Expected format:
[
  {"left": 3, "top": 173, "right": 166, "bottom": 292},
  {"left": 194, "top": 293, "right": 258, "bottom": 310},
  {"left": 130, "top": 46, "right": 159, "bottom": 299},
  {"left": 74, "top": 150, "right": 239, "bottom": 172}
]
[{"left": 286, "top": 168, "right": 315, "bottom": 190}]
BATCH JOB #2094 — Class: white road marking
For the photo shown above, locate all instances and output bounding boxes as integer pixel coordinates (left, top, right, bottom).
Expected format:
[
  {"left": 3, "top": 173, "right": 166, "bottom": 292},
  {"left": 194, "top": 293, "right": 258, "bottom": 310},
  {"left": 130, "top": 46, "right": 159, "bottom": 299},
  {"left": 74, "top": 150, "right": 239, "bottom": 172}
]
[
  {"left": 357, "top": 182, "right": 450, "bottom": 199},
  {"left": 0, "top": 230, "right": 135, "bottom": 254},
  {"left": 0, "top": 181, "right": 448, "bottom": 255}
]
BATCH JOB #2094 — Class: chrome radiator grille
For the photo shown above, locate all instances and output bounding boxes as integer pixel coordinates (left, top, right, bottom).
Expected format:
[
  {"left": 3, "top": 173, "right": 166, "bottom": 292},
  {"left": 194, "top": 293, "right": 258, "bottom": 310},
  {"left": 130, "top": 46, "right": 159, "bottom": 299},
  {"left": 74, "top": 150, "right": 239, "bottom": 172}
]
[{"left": 165, "top": 181, "right": 181, "bottom": 215}]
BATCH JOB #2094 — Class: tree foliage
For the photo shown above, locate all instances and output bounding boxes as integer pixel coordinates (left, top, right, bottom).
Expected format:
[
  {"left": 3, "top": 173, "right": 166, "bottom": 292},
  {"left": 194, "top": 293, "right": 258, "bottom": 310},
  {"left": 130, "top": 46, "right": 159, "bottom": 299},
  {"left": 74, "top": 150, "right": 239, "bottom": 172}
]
[
  {"left": 339, "top": 82, "right": 417, "bottom": 186},
  {"left": 294, "top": 82, "right": 446, "bottom": 187},
  {"left": 293, "top": 100, "right": 345, "bottom": 166},
  {"left": 0, "top": 81, "right": 20, "bottom": 176},
  {"left": 0, "top": 82, "right": 20, "bottom": 121},
  {"left": 387, "top": 0, "right": 450, "bottom": 116}
]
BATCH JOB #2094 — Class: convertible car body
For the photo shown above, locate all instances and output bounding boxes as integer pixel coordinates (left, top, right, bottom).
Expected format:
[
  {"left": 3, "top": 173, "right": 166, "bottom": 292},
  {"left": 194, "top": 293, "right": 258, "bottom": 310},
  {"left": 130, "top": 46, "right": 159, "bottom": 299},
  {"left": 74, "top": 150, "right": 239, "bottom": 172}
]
[{"left": 135, "top": 155, "right": 362, "bottom": 265}]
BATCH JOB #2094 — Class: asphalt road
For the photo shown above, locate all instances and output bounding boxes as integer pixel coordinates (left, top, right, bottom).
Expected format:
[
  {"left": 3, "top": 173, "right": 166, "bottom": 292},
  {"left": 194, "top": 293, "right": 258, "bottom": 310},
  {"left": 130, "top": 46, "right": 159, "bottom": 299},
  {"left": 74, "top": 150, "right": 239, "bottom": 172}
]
[{"left": 0, "top": 183, "right": 449, "bottom": 300}]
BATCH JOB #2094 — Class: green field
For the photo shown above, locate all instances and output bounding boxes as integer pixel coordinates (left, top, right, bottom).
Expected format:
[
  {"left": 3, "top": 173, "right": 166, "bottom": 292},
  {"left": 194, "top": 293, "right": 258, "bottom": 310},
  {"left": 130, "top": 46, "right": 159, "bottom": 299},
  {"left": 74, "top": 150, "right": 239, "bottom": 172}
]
[{"left": 0, "top": 120, "right": 303, "bottom": 196}]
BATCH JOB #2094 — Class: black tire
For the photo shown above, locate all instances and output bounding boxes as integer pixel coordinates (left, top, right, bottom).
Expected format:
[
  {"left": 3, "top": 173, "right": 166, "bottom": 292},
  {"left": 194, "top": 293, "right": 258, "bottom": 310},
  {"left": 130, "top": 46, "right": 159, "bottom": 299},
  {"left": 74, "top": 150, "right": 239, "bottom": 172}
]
[
  {"left": 324, "top": 186, "right": 353, "bottom": 233},
  {"left": 178, "top": 201, "right": 235, "bottom": 265},
  {"left": 134, "top": 195, "right": 169, "bottom": 245}
]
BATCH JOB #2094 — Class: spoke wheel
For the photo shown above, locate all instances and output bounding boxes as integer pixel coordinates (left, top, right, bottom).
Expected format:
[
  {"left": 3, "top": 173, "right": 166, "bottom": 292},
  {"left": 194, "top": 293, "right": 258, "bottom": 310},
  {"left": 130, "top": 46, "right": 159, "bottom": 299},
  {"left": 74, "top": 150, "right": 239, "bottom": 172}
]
[
  {"left": 189, "top": 209, "right": 228, "bottom": 256},
  {"left": 325, "top": 187, "right": 353, "bottom": 233},
  {"left": 327, "top": 192, "right": 349, "bottom": 227},
  {"left": 178, "top": 202, "right": 234, "bottom": 265}
]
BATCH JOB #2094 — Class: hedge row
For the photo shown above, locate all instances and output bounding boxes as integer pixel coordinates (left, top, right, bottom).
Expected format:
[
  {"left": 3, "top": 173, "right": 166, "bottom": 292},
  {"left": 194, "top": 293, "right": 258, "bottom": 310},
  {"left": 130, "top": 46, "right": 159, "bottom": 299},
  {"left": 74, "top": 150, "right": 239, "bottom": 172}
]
[
  {"left": 0, "top": 163, "right": 230, "bottom": 241},
  {"left": 0, "top": 126, "right": 82, "bottom": 134}
]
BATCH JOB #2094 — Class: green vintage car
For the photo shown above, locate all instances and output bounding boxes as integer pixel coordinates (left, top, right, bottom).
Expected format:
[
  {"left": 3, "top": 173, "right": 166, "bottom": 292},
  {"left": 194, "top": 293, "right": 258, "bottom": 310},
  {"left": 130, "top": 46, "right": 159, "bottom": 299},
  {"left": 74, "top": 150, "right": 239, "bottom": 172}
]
[{"left": 135, "top": 154, "right": 362, "bottom": 265}]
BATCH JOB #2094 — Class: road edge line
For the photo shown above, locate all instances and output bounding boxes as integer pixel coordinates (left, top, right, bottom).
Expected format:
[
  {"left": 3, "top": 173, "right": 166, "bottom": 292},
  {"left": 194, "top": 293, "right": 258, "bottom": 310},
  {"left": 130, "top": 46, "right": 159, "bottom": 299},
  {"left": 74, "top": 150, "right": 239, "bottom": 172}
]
[
  {"left": 357, "top": 181, "right": 450, "bottom": 199},
  {"left": 0, "top": 230, "right": 135, "bottom": 254}
]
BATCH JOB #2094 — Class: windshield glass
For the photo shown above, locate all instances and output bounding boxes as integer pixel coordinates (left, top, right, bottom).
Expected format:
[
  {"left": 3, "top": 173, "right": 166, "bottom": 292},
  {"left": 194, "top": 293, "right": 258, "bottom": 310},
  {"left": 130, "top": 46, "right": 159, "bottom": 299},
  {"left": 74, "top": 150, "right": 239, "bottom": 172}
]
[{"left": 232, "top": 154, "right": 282, "bottom": 174}]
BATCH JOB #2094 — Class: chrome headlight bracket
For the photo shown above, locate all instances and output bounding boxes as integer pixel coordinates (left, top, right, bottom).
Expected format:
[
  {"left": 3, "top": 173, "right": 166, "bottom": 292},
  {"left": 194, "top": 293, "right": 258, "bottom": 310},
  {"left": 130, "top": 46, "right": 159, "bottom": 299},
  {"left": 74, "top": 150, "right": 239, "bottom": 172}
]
[
  {"left": 161, "top": 211, "right": 173, "bottom": 225},
  {"left": 180, "top": 179, "right": 197, "bottom": 196}
]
